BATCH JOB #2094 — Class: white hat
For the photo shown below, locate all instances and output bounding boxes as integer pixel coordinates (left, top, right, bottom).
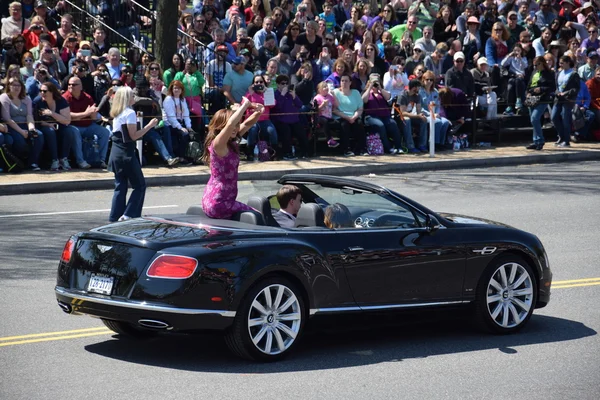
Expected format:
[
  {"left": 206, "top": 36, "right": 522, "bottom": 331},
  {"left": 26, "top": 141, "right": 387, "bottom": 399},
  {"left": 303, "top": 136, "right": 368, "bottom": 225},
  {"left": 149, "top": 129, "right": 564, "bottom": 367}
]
[
  {"left": 414, "top": 42, "right": 426, "bottom": 52},
  {"left": 477, "top": 57, "right": 489, "bottom": 66},
  {"left": 454, "top": 51, "right": 465, "bottom": 61}
]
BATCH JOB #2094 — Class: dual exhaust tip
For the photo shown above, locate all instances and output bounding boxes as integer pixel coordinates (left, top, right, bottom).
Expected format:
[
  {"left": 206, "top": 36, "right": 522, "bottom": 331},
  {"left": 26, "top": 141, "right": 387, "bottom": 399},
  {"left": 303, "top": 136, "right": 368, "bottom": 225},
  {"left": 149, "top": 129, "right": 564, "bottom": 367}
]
[{"left": 57, "top": 301, "right": 172, "bottom": 330}]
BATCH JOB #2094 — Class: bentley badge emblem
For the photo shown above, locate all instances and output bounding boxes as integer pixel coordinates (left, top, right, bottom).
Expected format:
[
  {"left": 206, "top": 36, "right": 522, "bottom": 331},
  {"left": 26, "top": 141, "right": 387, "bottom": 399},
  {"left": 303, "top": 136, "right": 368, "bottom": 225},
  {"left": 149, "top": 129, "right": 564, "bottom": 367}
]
[{"left": 97, "top": 245, "right": 112, "bottom": 253}]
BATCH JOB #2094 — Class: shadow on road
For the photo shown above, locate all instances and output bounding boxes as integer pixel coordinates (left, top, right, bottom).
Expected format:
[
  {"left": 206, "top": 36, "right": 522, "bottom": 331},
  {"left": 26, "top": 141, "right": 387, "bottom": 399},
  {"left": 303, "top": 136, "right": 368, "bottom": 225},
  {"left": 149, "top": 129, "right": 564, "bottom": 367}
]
[{"left": 84, "top": 312, "right": 596, "bottom": 373}]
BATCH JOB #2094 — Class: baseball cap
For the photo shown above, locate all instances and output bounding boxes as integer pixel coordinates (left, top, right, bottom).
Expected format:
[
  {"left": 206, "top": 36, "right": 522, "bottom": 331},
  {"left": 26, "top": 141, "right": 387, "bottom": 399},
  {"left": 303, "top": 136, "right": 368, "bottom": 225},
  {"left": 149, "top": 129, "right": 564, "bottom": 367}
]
[
  {"left": 588, "top": 50, "right": 599, "bottom": 58},
  {"left": 216, "top": 44, "right": 228, "bottom": 53},
  {"left": 414, "top": 43, "right": 425, "bottom": 52},
  {"left": 34, "top": 0, "right": 47, "bottom": 8},
  {"left": 232, "top": 56, "right": 245, "bottom": 65},
  {"left": 454, "top": 51, "right": 465, "bottom": 61},
  {"left": 79, "top": 40, "right": 91, "bottom": 48},
  {"left": 477, "top": 57, "right": 489, "bottom": 66}
]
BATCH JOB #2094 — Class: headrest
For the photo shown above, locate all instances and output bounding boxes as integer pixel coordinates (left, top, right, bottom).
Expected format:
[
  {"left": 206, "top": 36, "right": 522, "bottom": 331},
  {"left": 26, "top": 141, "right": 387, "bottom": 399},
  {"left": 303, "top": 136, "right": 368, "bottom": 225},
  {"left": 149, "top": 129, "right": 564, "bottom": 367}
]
[
  {"left": 247, "top": 196, "right": 280, "bottom": 227},
  {"left": 295, "top": 203, "right": 325, "bottom": 228}
]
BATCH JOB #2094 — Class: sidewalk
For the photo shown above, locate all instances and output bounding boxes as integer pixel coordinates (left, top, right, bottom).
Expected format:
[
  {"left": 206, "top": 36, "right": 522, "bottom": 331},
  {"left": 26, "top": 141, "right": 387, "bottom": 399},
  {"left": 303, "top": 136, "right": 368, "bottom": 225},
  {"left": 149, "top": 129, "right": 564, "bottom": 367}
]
[{"left": 1, "top": 141, "right": 599, "bottom": 195}]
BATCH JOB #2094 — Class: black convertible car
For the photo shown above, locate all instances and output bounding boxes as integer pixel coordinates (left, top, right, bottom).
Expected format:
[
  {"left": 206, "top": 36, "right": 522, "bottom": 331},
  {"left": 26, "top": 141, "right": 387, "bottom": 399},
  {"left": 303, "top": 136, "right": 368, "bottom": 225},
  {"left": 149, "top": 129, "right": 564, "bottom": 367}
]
[{"left": 55, "top": 174, "right": 552, "bottom": 361}]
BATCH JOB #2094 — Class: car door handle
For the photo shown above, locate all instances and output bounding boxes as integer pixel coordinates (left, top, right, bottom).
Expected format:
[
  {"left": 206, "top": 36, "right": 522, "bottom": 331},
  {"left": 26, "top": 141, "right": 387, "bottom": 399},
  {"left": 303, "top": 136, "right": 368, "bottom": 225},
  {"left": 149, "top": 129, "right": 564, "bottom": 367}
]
[{"left": 345, "top": 246, "right": 364, "bottom": 253}]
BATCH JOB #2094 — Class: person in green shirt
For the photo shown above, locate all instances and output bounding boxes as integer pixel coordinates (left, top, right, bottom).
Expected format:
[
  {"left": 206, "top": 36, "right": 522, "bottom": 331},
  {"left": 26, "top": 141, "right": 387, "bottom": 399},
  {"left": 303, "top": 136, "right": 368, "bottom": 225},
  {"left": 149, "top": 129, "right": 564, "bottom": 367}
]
[
  {"left": 163, "top": 53, "right": 185, "bottom": 88},
  {"left": 389, "top": 15, "right": 423, "bottom": 46},
  {"left": 173, "top": 57, "right": 206, "bottom": 133}
]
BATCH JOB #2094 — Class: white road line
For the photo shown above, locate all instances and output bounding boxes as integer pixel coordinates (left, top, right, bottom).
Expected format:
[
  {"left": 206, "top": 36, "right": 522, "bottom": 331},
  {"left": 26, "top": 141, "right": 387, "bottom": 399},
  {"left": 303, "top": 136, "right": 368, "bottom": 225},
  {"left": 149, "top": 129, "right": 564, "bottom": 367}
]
[{"left": 0, "top": 205, "right": 179, "bottom": 218}]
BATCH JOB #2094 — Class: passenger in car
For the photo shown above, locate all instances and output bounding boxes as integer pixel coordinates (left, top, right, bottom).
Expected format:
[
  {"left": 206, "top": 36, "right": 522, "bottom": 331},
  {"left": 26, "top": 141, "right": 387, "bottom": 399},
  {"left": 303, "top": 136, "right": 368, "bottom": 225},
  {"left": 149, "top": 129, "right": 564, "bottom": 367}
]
[
  {"left": 272, "top": 184, "right": 303, "bottom": 228},
  {"left": 201, "top": 97, "right": 265, "bottom": 219},
  {"left": 324, "top": 203, "right": 354, "bottom": 229}
]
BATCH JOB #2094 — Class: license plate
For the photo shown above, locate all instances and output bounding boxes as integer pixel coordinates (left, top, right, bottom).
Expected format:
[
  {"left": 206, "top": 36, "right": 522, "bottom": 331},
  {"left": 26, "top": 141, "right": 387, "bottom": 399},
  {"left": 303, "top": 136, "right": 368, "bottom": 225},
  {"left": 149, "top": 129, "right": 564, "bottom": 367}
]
[{"left": 87, "top": 274, "right": 114, "bottom": 295}]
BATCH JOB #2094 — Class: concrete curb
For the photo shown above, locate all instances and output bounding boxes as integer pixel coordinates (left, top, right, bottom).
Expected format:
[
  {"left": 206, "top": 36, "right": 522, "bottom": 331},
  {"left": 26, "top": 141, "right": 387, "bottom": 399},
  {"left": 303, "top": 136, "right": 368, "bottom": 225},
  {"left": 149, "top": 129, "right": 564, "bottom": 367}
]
[{"left": 1, "top": 150, "right": 599, "bottom": 195}]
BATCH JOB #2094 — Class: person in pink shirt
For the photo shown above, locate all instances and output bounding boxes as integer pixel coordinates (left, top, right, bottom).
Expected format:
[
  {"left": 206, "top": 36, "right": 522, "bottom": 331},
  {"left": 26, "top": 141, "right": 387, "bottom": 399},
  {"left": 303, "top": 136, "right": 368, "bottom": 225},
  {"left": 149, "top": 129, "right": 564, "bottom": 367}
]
[
  {"left": 244, "top": 74, "right": 277, "bottom": 156},
  {"left": 313, "top": 81, "right": 339, "bottom": 148}
]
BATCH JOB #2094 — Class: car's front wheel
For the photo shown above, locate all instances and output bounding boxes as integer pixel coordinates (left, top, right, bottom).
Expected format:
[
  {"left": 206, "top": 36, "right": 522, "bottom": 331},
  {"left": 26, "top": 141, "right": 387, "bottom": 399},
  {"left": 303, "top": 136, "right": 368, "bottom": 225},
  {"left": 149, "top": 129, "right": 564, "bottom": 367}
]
[
  {"left": 225, "top": 277, "right": 305, "bottom": 362},
  {"left": 475, "top": 255, "right": 538, "bottom": 334}
]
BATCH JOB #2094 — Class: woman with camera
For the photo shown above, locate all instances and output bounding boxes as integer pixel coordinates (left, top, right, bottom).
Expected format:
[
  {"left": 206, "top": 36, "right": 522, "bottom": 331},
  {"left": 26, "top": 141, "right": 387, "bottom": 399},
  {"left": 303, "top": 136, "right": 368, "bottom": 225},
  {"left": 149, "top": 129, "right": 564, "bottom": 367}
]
[
  {"left": 272, "top": 74, "right": 309, "bottom": 159},
  {"left": 33, "top": 81, "right": 76, "bottom": 171},
  {"left": 245, "top": 74, "right": 277, "bottom": 158},
  {"left": 108, "top": 86, "right": 159, "bottom": 222},
  {"left": 0, "top": 77, "right": 44, "bottom": 171},
  {"left": 363, "top": 74, "right": 403, "bottom": 154}
]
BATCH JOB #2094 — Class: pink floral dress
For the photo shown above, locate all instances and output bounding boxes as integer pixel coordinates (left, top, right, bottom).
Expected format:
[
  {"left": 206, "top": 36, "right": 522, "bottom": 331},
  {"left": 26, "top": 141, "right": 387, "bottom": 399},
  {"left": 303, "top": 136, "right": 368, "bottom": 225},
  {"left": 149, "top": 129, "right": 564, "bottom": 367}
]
[{"left": 202, "top": 143, "right": 253, "bottom": 219}]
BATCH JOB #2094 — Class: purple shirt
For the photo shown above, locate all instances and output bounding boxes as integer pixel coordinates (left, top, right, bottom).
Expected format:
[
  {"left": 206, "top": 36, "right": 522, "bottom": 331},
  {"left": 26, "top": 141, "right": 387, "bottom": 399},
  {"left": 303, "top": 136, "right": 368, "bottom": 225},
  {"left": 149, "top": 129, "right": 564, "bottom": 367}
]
[
  {"left": 272, "top": 90, "right": 303, "bottom": 124},
  {"left": 364, "top": 91, "right": 391, "bottom": 118}
]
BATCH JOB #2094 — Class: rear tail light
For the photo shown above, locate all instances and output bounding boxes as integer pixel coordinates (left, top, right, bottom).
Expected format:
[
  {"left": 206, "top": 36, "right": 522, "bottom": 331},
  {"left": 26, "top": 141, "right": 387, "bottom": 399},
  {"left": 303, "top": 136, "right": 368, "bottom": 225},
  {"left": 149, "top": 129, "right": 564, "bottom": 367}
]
[
  {"left": 61, "top": 237, "right": 76, "bottom": 263},
  {"left": 146, "top": 255, "right": 198, "bottom": 279}
]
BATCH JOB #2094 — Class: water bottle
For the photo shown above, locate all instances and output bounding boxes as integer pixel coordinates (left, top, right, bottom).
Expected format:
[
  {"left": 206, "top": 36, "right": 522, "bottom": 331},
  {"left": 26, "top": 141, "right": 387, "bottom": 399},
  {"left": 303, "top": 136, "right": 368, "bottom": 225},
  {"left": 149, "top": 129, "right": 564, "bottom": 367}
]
[
  {"left": 140, "top": 36, "right": 146, "bottom": 51},
  {"left": 253, "top": 146, "right": 259, "bottom": 162},
  {"left": 93, "top": 135, "right": 100, "bottom": 161},
  {"left": 291, "top": 146, "right": 295, "bottom": 158}
]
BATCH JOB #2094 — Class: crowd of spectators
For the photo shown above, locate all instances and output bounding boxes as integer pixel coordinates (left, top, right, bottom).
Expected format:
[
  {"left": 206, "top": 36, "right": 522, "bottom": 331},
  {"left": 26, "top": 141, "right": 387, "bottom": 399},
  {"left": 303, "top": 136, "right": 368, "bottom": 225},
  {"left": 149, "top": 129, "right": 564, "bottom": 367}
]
[{"left": 1, "top": 0, "right": 600, "bottom": 172}]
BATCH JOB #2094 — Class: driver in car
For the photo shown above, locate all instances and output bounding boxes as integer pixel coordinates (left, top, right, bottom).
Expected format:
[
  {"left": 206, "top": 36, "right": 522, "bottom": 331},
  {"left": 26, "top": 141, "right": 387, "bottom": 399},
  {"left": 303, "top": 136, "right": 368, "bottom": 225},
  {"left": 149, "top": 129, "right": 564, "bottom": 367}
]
[{"left": 272, "top": 185, "right": 303, "bottom": 228}]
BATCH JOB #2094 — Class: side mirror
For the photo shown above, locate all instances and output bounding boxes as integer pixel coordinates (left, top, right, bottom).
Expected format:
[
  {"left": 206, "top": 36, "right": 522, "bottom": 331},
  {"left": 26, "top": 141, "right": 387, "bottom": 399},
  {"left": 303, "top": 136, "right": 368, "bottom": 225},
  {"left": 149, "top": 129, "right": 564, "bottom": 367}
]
[{"left": 426, "top": 214, "right": 441, "bottom": 232}]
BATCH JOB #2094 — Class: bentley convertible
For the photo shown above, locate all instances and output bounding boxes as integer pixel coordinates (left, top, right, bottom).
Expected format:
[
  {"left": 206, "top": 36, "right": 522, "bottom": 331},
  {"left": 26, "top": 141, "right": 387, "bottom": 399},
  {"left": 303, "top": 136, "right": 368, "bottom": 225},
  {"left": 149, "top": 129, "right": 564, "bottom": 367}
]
[{"left": 55, "top": 174, "right": 552, "bottom": 361}]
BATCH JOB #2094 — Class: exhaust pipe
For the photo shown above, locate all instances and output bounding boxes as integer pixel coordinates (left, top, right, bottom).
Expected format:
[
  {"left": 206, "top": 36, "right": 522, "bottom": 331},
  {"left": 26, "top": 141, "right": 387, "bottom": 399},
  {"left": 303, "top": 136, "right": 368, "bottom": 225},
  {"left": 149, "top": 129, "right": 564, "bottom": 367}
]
[
  {"left": 57, "top": 301, "right": 73, "bottom": 314},
  {"left": 138, "top": 319, "right": 172, "bottom": 330}
]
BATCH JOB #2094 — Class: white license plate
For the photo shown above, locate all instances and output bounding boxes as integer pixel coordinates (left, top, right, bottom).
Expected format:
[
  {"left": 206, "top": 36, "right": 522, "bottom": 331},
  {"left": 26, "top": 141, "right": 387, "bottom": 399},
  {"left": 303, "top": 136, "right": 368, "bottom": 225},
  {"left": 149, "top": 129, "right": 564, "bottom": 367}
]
[{"left": 87, "top": 274, "right": 114, "bottom": 295}]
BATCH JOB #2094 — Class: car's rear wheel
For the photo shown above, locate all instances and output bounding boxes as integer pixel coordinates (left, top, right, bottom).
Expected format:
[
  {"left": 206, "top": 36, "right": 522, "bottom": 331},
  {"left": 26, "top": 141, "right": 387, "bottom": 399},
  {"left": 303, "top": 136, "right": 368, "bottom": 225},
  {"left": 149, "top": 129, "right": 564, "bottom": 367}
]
[
  {"left": 225, "top": 277, "right": 305, "bottom": 362},
  {"left": 475, "top": 255, "right": 537, "bottom": 334},
  {"left": 101, "top": 319, "right": 158, "bottom": 339}
]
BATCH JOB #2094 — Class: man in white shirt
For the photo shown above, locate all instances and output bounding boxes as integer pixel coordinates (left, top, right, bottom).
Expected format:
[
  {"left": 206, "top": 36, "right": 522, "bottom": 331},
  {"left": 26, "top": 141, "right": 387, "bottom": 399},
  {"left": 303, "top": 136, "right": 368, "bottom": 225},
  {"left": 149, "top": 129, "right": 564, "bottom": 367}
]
[
  {"left": 272, "top": 185, "right": 303, "bottom": 228},
  {"left": 1, "top": 2, "right": 31, "bottom": 40}
]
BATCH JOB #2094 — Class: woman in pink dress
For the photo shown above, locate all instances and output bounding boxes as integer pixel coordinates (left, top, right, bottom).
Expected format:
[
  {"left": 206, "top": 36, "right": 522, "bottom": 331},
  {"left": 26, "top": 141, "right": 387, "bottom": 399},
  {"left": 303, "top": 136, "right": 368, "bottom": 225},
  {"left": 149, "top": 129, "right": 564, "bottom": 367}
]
[{"left": 201, "top": 98, "right": 265, "bottom": 219}]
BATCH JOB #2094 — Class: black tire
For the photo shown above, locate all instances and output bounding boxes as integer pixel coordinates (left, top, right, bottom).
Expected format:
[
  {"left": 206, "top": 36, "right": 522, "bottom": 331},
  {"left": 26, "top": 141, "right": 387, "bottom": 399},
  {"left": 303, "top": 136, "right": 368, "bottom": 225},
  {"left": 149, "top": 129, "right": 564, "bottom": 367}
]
[
  {"left": 101, "top": 319, "right": 158, "bottom": 339},
  {"left": 225, "top": 277, "right": 306, "bottom": 362},
  {"left": 474, "top": 255, "right": 538, "bottom": 334}
]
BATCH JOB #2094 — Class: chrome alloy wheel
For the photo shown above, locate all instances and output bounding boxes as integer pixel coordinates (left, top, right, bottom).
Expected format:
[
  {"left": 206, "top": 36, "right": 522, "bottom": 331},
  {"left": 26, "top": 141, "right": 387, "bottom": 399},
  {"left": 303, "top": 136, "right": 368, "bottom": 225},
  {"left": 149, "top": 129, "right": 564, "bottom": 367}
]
[
  {"left": 247, "top": 284, "right": 302, "bottom": 355},
  {"left": 486, "top": 262, "right": 534, "bottom": 329}
]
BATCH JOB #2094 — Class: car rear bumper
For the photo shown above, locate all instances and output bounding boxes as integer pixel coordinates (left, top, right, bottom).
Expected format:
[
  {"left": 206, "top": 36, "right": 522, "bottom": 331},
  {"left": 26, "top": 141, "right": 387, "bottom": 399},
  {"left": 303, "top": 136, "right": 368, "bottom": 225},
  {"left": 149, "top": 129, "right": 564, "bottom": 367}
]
[{"left": 55, "top": 286, "right": 236, "bottom": 332}]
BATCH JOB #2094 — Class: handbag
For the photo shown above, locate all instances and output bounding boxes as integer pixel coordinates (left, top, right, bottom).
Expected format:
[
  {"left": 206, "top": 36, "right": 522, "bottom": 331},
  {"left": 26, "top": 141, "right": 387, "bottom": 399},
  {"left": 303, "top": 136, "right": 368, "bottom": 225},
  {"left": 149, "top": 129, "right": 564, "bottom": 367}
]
[
  {"left": 524, "top": 93, "right": 541, "bottom": 107},
  {"left": 572, "top": 106, "right": 586, "bottom": 131},
  {"left": 186, "top": 95, "right": 203, "bottom": 116},
  {"left": 0, "top": 144, "right": 24, "bottom": 173},
  {"left": 366, "top": 134, "right": 384, "bottom": 155},
  {"left": 257, "top": 140, "right": 276, "bottom": 161}
]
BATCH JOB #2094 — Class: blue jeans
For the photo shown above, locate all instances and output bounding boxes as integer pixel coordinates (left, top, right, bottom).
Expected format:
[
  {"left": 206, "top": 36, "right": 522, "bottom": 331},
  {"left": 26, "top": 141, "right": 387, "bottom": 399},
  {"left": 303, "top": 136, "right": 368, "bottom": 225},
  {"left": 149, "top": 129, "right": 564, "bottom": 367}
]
[
  {"left": 38, "top": 125, "right": 74, "bottom": 160},
  {"left": 551, "top": 101, "right": 573, "bottom": 144},
  {"left": 364, "top": 115, "right": 403, "bottom": 152},
  {"left": 143, "top": 127, "right": 173, "bottom": 161},
  {"left": 530, "top": 103, "right": 547, "bottom": 144},
  {"left": 6, "top": 125, "right": 44, "bottom": 166},
  {"left": 247, "top": 120, "right": 278, "bottom": 149},
  {"left": 401, "top": 117, "right": 427, "bottom": 149},
  {"left": 72, "top": 123, "right": 110, "bottom": 164},
  {"left": 109, "top": 142, "right": 146, "bottom": 222},
  {"left": 426, "top": 116, "right": 451, "bottom": 144},
  {"left": 0, "top": 132, "right": 13, "bottom": 147}
]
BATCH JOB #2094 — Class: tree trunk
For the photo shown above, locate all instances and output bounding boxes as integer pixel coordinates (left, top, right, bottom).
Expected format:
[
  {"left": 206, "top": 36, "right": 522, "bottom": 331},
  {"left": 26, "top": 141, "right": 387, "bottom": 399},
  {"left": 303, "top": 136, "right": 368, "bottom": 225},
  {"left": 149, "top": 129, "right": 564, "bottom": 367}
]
[{"left": 154, "top": 0, "right": 178, "bottom": 69}]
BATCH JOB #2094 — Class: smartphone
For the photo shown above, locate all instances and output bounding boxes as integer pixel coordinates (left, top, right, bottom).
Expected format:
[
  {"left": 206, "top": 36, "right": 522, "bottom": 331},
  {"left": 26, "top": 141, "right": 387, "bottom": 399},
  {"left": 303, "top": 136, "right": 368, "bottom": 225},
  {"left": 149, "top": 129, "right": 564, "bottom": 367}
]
[
  {"left": 80, "top": 49, "right": 91, "bottom": 57},
  {"left": 289, "top": 84, "right": 295, "bottom": 91},
  {"left": 240, "top": 37, "right": 250, "bottom": 44},
  {"left": 529, "top": 11, "right": 535, "bottom": 18}
]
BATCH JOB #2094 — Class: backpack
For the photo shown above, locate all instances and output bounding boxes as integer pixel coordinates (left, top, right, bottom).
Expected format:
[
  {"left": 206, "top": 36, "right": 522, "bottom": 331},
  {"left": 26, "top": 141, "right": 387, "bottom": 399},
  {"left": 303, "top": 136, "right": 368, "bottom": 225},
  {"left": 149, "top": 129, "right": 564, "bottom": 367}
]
[
  {"left": 82, "top": 136, "right": 102, "bottom": 167},
  {"left": 366, "top": 134, "right": 384, "bottom": 155},
  {"left": 186, "top": 140, "right": 203, "bottom": 164},
  {"left": 0, "top": 144, "right": 24, "bottom": 173},
  {"left": 257, "top": 140, "right": 275, "bottom": 161}
]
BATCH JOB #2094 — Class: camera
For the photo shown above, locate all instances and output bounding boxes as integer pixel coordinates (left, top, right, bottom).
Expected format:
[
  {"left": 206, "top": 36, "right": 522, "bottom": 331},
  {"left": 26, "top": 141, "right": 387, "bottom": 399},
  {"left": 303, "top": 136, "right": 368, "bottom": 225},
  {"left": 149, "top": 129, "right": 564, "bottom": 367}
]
[
  {"left": 372, "top": 82, "right": 379, "bottom": 88},
  {"left": 252, "top": 84, "right": 265, "bottom": 92},
  {"left": 67, "top": 37, "right": 78, "bottom": 43},
  {"left": 38, "top": 69, "right": 48, "bottom": 75},
  {"left": 289, "top": 84, "right": 295, "bottom": 91},
  {"left": 77, "top": 66, "right": 88, "bottom": 73},
  {"left": 30, "top": 25, "right": 41, "bottom": 30},
  {"left": 298, "top": 4, "right": 307, "bottom": 12},
  {"left": 28, "top": 130, "right": 39, "bottom": 139},
  {"left": 240, "top": 37, "right": 250, "bottom": 44},
  {"left": 80, "top": 49, "right": 91, "bottom": 57}
]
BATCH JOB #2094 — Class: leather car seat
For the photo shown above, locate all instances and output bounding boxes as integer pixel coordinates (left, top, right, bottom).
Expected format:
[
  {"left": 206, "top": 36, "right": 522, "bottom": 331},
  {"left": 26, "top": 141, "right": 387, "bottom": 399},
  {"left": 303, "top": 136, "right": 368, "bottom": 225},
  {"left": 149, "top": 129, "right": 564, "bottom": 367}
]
[
  {"left": 295, "top": 203, "right": 326, "bottom": 228},
  {"left": 247, "top": 196, "right": 280, "bottom": 227},
  {"left": 232, "top": 210, "right": 265, "bottom": 226}
]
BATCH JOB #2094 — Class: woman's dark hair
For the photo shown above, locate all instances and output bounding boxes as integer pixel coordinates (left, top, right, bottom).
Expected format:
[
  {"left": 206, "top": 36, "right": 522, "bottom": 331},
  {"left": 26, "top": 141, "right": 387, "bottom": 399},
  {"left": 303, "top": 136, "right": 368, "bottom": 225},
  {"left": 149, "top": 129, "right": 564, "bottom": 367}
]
[
  {"left": 283, "top": 22, "right": 300, "bottom": 39},
  {"left": 438, "top": 86, "right": 453, "bottom": 106},
  {"left": 560, "top": 55, "right": 575, "bottom": 68},
  {"left": 169, "top": 53, "right": 185, "bottom": 73},
  {"left": 42, "top": 81, "right": 62, "bottom": 101},
  {"left": 340, "top": 31, "right": 354, "bottom": 47},
  {"left": 324, "top": 203, "right": 353, "bottom": 229},
  {"left": 533, "top": 56, "right": 550, "bottom": 71}
]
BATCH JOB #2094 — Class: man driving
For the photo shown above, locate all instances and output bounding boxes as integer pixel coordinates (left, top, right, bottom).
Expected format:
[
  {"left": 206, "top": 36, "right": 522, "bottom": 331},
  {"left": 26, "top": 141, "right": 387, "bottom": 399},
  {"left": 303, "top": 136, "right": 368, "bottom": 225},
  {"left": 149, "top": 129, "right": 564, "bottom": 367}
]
[{"left": 272, "top": 185, "right": 303, "bottom": 228}]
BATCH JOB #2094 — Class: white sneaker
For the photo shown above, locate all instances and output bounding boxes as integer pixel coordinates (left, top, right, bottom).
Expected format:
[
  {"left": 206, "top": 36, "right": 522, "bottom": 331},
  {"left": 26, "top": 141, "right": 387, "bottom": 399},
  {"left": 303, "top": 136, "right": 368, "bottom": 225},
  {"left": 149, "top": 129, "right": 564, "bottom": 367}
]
[
  {"left": 389, "top": 148, "right": 399, "bottom": 155},
  {"left": 78, "top": 161, "right": 91, "bottom": 169},
  {"left": 50, "top": 159, "right": 60, "bottom": 171},
  {"left": 118, "top": 215, "right": 131, "bottom": 222},
  {"left": 30, "top": 164, "right": 41, "bottom": 171},
  {"left": 60, "top": 158, "right": 71, "bottom": 170},
  {"left": 239, "top": 138, "right": 248, "bottom": 145}
]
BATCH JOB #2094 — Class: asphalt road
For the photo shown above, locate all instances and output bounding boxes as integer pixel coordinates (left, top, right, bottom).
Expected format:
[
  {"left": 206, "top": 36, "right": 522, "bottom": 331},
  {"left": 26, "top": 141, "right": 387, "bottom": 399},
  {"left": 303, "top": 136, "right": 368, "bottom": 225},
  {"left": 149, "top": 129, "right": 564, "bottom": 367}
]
[{"left": 1, "top": 162, "right": 599, "bottom": 400}]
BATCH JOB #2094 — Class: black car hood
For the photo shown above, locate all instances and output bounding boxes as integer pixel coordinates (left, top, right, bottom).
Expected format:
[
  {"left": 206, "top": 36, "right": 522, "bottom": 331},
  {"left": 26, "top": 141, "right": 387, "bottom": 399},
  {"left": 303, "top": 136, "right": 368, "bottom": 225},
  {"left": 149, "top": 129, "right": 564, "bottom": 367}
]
[{"left": 438, "top": 213, "right": 513, "bottom": 228}]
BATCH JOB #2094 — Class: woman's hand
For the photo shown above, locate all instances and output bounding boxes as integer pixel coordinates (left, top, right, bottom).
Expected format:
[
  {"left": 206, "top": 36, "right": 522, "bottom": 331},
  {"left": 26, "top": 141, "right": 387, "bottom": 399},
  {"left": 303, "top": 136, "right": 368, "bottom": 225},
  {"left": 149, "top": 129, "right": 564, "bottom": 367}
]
[
  {"left": 147, "top": 118, "right": 159, "bottom": 129},
  {"left": 0, "top": 123, "right": 7, "bottom": 133},
  {"left": 533, "top": 87, "right": 541, "bottom": 94}
]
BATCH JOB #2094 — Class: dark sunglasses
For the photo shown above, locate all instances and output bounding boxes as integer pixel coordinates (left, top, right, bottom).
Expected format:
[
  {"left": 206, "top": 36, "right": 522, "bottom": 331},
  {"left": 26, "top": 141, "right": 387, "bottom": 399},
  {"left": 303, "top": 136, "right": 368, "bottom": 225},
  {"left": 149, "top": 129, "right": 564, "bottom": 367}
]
[
  {"left": 121, "top": 70, "right": 131, "bottom": 74},
  {"left": 40, "top": 89, "right": 48, "bottom": 93},
  {"left": 149, "top": 67, "right": 160, "bottom": 71},
  {"left": 455, "top": 59, "right": 465, "bottom": 63},
  {"left": 278, "top": 81, "right": 289, "bottom": 85}
]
